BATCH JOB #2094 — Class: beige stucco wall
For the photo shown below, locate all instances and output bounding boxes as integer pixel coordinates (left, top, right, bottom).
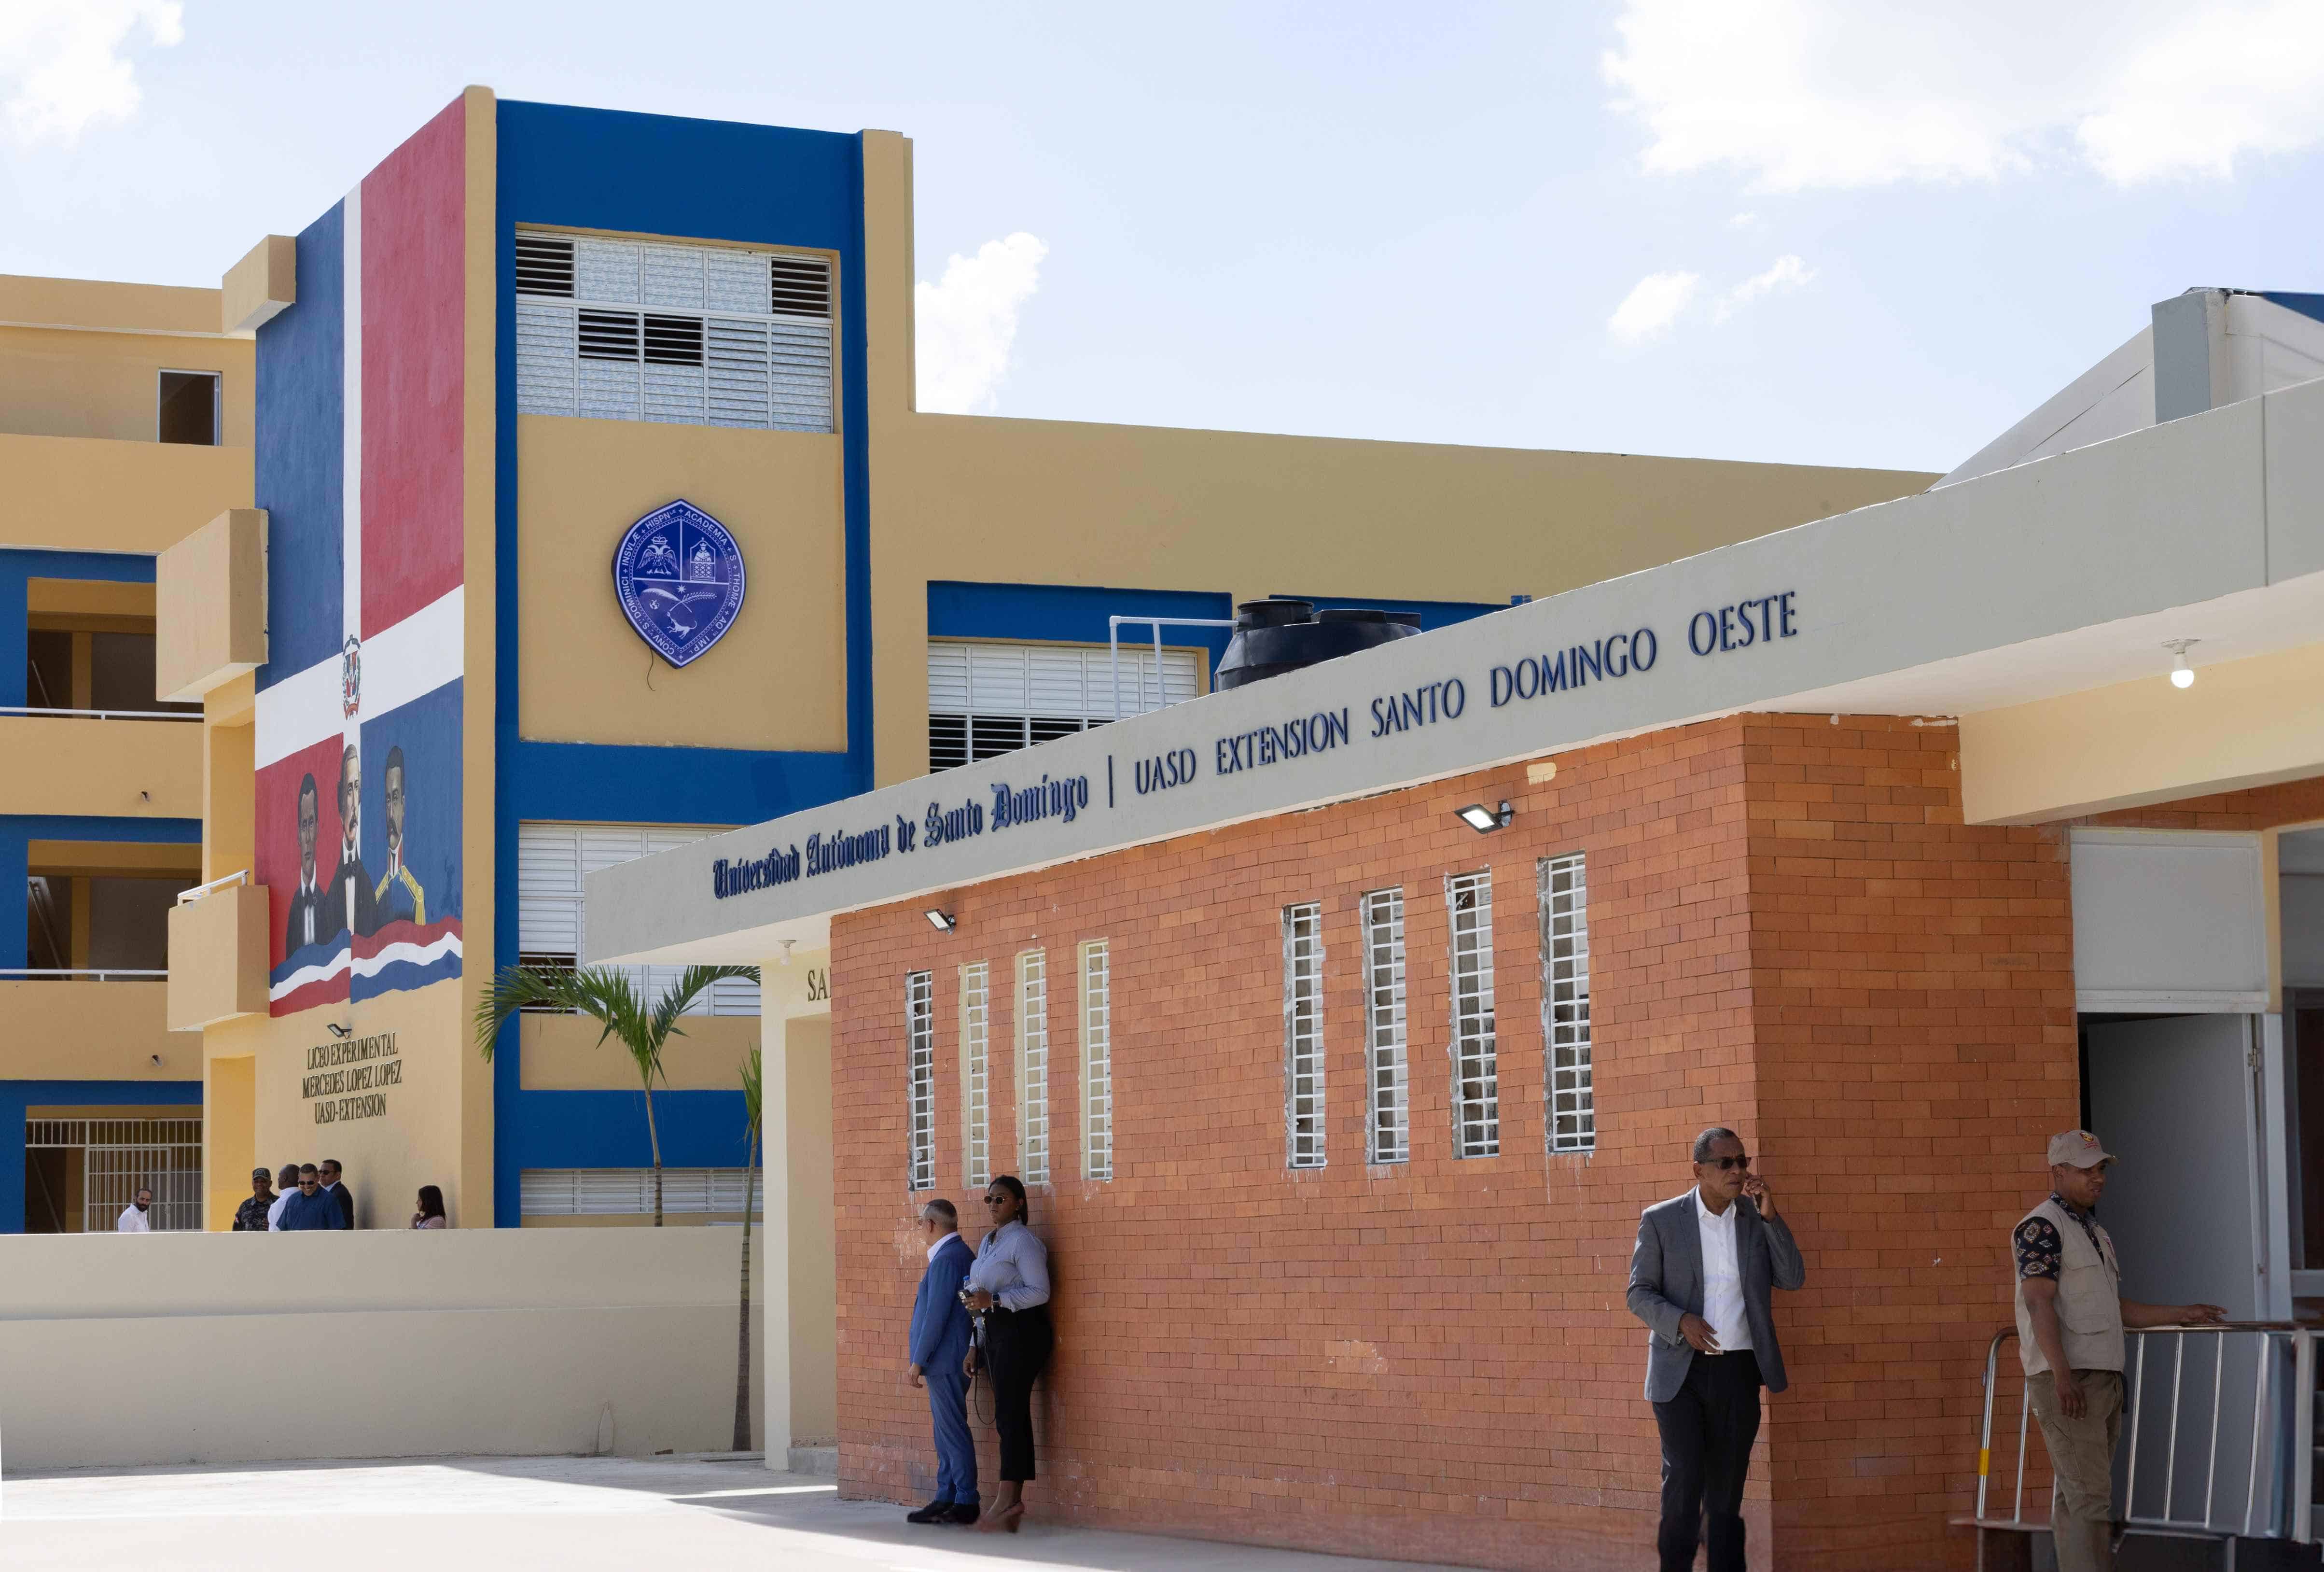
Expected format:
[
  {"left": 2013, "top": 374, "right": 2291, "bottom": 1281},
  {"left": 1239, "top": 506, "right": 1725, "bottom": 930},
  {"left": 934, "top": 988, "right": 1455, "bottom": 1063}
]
[
  {"left": 519, "top": 1011, "right": 761, "bottom": 1091},
  {"left": 0, "top": 714, "right": 201, "bottom": 817},
  {"left": 1961, "top": 639, "right": 2324, "bottom": 824},
  {"left": 0, "top": 982, "right": 185, "bottom": 1079},
  {"left": 0, "top": 277, "right": 253, "bottom": 447},
  {"left": 0, "top": 1228, "right": 757, "bottom": 1469},
  {"left": 1, "top": 431, "right": 251, "bottom": 554},
  {"left": 516, "top": 416, "right": 848, "bottom": 752},
  {"left": 786, "top": 1013, "right": 836, "bottom": 1443},
  {"left": 155, "top": 507, "right": 267, "bottom": 701}
]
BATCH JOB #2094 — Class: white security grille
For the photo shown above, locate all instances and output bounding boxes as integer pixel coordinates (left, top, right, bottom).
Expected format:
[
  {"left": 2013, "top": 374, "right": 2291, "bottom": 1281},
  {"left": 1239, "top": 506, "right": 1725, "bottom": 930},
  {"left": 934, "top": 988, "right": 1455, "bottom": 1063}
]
[
  {"left": 1447, "top": 870, "right": 1498, "bottom": 1158},
  {"left": 519, "top": 1167, "right": 765, "bottom": 1218},
  {"left": 28, "top": 1117, "right": 202, "bottom": 1233},
  {"left": 1540, "top": 854, "right": 1594, "bottom": 1153},
  {"left": 1284, "top": 902, "right": 1325, "bottom": 1169},
  {"left": 515, "top": 230, "right": 833, "bottom": 433},
  {"left": 1017, "top": 949, "right": 1049, "bottom": 1185},
  {"left": 907, "top": 970, "right": 935, "bottom": 1190},
  {"left": 1081, "top": 940, "right": 1113, "bottom": 1181},
  {"left": 1361, "top": 889, "right": 1409, "bottom": 1165},
  {"left": 927, "top": 642, "right": 1203, "bottom": 772},
  {"left": 518, "top": 823, "right": 759, "bottom": 1015},
  {"left": 960, "top": 962, "right": 990, "bottom": 1189}
]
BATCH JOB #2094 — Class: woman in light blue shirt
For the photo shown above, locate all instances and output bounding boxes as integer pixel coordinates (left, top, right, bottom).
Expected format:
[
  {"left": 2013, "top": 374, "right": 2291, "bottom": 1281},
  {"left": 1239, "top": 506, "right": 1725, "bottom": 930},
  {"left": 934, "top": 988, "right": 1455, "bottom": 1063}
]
[{"left": 963, "top": 1174, "right": 1050, "bottom": 1532}]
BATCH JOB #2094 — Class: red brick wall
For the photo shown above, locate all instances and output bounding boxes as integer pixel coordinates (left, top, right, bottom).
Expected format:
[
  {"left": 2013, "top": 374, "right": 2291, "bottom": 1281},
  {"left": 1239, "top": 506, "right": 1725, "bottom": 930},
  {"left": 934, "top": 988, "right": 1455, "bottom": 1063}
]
[{"left": 829, "top": 713, "right": 2080, "bottom": 1570}]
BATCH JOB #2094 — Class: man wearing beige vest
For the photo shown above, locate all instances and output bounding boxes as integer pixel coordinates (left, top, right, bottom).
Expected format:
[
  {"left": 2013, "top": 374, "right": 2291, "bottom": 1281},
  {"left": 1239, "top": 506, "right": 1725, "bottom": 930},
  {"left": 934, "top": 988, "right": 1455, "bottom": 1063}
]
[{"left": 2014, "top": 1130, "right": 2227, "bottom": 1572}]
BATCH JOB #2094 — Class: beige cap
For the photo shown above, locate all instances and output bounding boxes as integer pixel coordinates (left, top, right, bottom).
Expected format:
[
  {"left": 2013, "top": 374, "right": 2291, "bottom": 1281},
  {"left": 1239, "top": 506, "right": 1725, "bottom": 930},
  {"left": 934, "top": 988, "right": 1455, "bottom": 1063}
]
[{"left": 2047, "top": 1130, "right": 2115, "bottom": 1168}]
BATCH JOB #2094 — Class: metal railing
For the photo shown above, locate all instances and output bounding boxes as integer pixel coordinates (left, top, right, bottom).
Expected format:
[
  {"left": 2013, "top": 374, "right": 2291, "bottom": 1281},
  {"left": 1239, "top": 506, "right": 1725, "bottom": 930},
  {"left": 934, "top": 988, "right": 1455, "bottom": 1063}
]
[
  {"left": 0, "top": 704, "right": 199, "bottom": 722},
  {"left": 1976, "top": 1324, "right": 2317, "bottom": 1544},
  {"left": 0, "top": 968, "right": 167, "bottom": 982},
  {"left": 175, "top": 869, "right": 248, "bottom": 905},
  {"left": 1107, "top": 615, "right": 1231, "bottom": 724}
]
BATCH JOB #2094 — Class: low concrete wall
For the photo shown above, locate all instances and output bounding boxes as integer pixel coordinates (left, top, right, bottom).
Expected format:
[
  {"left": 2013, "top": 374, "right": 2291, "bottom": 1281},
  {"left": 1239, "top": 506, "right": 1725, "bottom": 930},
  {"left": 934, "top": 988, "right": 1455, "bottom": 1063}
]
[{"left": 0, "top": 1228, "right": 761, "bottom": 1471}]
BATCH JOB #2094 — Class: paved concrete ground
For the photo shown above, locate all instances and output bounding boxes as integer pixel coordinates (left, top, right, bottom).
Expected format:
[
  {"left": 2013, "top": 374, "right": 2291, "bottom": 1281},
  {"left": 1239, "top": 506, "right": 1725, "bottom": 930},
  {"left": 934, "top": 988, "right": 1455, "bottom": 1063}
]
[{"left": 0, "top": 1454, "right": 1480, "bottom": 1572}]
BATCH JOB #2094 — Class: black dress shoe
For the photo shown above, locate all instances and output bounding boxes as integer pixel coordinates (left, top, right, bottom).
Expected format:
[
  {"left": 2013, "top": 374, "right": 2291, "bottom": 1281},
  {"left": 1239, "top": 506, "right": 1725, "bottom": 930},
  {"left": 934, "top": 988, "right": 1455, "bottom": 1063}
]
[
  {"left": 945, "top": 1502, "right": 981, "bottom": 1525},
  {"left": 905, "top": 1500, "right": 955, "bottom": 1524}
]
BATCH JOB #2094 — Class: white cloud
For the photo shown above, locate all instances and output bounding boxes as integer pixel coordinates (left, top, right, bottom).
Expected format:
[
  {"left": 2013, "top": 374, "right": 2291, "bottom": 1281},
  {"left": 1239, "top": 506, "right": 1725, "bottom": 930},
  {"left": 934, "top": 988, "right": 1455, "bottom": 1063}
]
[
  {"left": 1716, "top": 254, "right": 1815, "bottom": 320},
  {"left": 0, "top": 0, "right": 182, "bottom": 147},
  {"left": 915, "top": 232, "right": 1048, "bottom": 415},
  {"left": 1602, "top": 0, "right": 2324, "bottom": 189},
  {"left": 1607, "top": 269, "right": 1701, "bottom": 344},
  {"left": 1727, "top": 211, "right": 1762, "bottom": 230}
]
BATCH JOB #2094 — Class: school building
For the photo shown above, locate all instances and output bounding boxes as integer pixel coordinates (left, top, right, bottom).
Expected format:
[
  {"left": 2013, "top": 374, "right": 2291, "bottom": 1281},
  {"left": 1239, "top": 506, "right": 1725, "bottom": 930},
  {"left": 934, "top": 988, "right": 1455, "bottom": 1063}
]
[{"left": 592, "top": 288, "right": 2324, "bottom": 1564}]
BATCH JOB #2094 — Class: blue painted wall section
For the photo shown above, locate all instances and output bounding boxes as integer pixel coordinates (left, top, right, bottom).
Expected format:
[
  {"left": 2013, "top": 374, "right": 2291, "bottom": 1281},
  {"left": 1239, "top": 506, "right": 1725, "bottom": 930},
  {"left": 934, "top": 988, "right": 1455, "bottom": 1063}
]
[
  {"left": 928, "top": 581, "right": 1237, "bottom": 678},
  {"left": 0, "top": 1079, "right": 200, "bottom": 1234},
  {"left": 253, "top": 200, "right": 347, "bottom": 692},
  {"left": 491, "top": 103, "right": 873, "bottom": 1224},
  {"left": 2, "top": 800, "right": 199, "bottom": 971},
  {"left": 0, "top": 548, "right": 157, "bottom": 710}
]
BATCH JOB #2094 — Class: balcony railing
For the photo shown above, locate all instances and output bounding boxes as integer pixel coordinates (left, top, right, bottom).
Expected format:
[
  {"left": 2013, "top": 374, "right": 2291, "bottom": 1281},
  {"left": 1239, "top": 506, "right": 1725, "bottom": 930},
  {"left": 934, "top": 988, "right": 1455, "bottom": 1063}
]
[
  {"left": 0, "top": 706, "right": 200, "bottom": 723},
  {"left": 0, "top": 968, "right": 168, "bottom": 982}
]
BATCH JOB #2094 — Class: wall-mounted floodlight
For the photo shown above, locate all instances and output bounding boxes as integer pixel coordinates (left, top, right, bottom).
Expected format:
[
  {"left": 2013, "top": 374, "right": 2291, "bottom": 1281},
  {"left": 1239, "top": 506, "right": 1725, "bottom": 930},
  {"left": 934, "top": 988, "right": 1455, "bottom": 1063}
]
[
  {"left": 2164, "top": 638, "right": 2199, "bottom": 689},
  {"left": 1456, "top": 801, "right": 1514, "bottom": 835},
  {"left": 924, "top": 909, "right": 956, "bottom": 932}
]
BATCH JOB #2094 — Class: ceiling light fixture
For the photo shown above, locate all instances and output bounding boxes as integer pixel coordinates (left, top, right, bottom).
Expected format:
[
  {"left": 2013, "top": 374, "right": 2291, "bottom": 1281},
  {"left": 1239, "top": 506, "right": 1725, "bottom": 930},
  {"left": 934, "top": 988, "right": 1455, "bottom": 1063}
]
[
  {"left": 1456, "top": 801, "right": 1514, "bottom": 835},
  {"left": 924, "top": 909, "right": 956, "bottom": 933},
  {"left": 2164, "top": 639, "right": 2199, "bottom": 689}
]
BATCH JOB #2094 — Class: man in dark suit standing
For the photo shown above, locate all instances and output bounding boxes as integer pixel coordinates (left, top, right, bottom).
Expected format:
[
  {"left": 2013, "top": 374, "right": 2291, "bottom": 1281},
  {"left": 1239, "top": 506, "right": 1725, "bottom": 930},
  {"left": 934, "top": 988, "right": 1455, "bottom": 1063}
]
[
  {"left": 904, "top": 1198, "right": 978, "bottom": 1525},
  {"left": 319, "top": 1157, "right": 356, "bottom": 1230},
  {"left": 1627, "top": 1126, "right": 1807, "bottom": 1572},
  {"left": 285, "top": 773, "right": 328, "bottom": 953}
]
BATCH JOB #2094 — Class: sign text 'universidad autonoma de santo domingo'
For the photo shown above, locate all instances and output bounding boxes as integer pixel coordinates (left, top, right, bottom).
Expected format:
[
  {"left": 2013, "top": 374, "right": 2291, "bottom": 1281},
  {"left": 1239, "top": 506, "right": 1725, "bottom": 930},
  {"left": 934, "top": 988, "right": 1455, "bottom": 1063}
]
[{"left": 708, "top": 589, "right": 1799, "bottom": 901}]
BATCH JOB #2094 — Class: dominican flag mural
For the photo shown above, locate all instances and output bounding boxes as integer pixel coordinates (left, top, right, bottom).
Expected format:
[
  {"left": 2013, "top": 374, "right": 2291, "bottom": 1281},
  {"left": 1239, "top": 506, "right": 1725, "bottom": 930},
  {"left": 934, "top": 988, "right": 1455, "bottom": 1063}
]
[{"left": 253, "top": 98, "right": 469, "bottom": 1017}]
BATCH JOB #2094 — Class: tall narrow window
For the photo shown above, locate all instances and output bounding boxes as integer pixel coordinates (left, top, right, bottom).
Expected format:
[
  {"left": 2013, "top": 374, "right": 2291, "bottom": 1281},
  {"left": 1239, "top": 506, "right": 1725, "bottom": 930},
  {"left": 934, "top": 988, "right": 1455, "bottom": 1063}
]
[
  {"left": 960, "top": 962, "right": 990, "bottom": 1189},
  {"left": 1016, "top": 949, "right": 1050, "bottom": 1185},
  {"left": 1541, "top": 854, "right": 1594, "bottom": 1153},
  {"left": 1447, "top": 870, "right": 1498, "bottom": 1157},
  {"left": 1081, "top": 941, "right": 1113, "bottom": 1181},
  {"left": 1284, "top": 902, "right": 1325, "bottom": 1168},
  {"left": 1362, "top": 889, "right": 1409, "bottom": 1164},
  {"left": 906, "top": 971, "right": 935, "bottom": 1191}
]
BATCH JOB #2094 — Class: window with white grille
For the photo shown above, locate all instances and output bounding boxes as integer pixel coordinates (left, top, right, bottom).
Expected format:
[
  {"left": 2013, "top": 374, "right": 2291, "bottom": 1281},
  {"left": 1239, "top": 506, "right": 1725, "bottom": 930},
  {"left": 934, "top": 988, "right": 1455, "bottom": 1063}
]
[
  {"left": 1361, "top": 889, "right": 1409, "bottom": 1164},
  {"left": 907, "top": 970, "right": 935, "bottom": 1190},
  {"left": 1016, "top": 949, "right": 1050, "bottom": 1185},
  {"left": 519, "top": 1168, "right": 765, "bottom": 1218},
  {"left": 1447, "top": 870, "right": 1498, "bottom": 1158},
  {"left": 27, "top": 1117, "right": 202, "bottom": 1233},
  {"left": 927, "top": 641, "right": 1204, "bottom": 772},
  {"left": 1284, "top": 902, "right": 1325, "bottom": 1169},
  {"left": 515, "top": 229, "right": 833, "bottom": 432},
  {"left": 1081, "top": 940, "right": 1113, "bottom": 1181},
  {"left": 1540, "top": 854, "right": 1594, "bottom": 1154},
  {"left": 960, "top": 962, "right": 990, "bottom": 1189},
  {"left": 517, "top": 823, "right": 758, "bottom": 1014}
]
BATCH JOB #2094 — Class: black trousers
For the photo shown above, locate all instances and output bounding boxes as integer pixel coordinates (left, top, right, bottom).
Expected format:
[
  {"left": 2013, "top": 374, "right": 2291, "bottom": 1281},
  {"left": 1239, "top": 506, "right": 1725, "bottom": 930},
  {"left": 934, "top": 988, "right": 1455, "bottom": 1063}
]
[
  {"left": 1652, "top": 1348, "right": 1762, "bottom": 1572},
  {"left": 981, "top": 1305, "right": 1052, "bottom": 1483}
]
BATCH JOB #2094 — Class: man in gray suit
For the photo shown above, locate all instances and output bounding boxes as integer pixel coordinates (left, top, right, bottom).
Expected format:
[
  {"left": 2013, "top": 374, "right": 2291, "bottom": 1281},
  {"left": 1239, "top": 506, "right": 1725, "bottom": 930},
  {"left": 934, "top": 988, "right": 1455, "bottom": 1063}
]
[{"left": 1627, "top": 1126, "right": 1807, "bottom": 1572}]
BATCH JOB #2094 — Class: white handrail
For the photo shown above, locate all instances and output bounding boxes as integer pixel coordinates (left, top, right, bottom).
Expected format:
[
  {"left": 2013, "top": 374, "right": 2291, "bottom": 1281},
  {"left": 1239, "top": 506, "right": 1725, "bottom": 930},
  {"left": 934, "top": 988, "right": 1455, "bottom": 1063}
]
[
  {"left": 0, "top": 968, "right": 168, "bottom": 981},
  {"left": 0, "top": 705, "right": 200, "bottom": 722},
  {"left": 177, "top": 869, "right": 249, "bottom": 905},
  {"left": 1107, "top": 615, "right": 1233, "bottom": 725}
]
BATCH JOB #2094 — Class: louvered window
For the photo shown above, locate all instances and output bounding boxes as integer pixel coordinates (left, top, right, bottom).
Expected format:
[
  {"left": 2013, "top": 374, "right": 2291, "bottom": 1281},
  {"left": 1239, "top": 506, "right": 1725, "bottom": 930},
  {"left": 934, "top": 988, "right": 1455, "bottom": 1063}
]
[
  {"left": 519, "top": 1168, "right": 765, "bottom": 1218},
  {"left": 1284, "top": 903, "right": 1325, "bottom": 1169},
  {"left": 927, "top": 641, "right": 1204, "bottom": 772},
  {"left": 906, "top": 970, "right": 935, "bottom": 1191},
  {"left": 960, "top": 962, "right": 990, "bottom": 1189},
  {"left": 1540, "top": 854, "right": 1594, "bottom": 1154},
  {"left": 1362, "top": 888, "right": 1409, "bottom": 1165},
  {"left": 1447, "top": 870, "right": 1498, "bottom": 1158},
  {"left": 1017, "top": 949, "right": 1049, "bottom": 1186},
  {"left": 517, "top": 822, "right": 758, "bottom": 1015},
  {"left": 514, "top": 229, "right": 833, "bottom": 433},
  {"left": 1080, "top": 940, "right": 1113, "bottom": 1182}
]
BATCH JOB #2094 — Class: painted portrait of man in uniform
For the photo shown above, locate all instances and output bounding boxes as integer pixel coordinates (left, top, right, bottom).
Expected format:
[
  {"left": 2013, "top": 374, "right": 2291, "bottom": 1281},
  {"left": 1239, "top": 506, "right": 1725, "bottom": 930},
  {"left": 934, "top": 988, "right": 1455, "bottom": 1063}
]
[
  {"left": 373, "top": 744, "right": 426, "bottom": 927},
  {"left": 329, "top": 742, "right": 377, "bottom": 940}
]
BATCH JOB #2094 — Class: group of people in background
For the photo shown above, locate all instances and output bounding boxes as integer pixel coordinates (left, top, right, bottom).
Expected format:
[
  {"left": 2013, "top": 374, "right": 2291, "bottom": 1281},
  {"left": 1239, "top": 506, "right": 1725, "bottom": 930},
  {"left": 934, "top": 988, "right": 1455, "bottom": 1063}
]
[
  {"left": 204, "top": 1164, "right": 450, "bottom": 1232},
  {"left": 904, "top": 1174, "right": 1051, "bottom": 1534}
]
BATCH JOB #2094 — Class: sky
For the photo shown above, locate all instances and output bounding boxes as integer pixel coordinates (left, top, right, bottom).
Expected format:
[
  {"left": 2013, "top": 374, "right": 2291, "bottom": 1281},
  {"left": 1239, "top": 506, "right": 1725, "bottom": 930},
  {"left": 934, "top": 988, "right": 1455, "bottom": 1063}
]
[{"left": 5, "top": 1, "right": 2324, "bottom": 475}]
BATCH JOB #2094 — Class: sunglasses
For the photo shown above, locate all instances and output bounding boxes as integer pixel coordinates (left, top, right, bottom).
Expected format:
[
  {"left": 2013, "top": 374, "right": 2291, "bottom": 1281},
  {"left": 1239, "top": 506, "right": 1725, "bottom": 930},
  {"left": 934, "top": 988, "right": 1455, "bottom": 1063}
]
[{"left": 1705, "top": 1155, "right": 1751, "bottom": 1171}]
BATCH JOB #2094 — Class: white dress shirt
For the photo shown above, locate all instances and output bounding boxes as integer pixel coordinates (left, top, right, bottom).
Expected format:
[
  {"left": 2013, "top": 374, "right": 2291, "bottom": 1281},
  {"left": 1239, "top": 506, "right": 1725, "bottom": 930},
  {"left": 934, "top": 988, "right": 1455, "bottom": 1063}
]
[
  {"left": 927, "top": 1232, "right": 958, "bottom": 1264},
  {"left": 267, "top": 1191, "right": 291, "bottom": 1230},
  {"left": 115, "top": 1204, "right": 152, "bottom": 1233},
  {"left": 1695, "top": 1190, "right": 1751, "bottom": 1353}
]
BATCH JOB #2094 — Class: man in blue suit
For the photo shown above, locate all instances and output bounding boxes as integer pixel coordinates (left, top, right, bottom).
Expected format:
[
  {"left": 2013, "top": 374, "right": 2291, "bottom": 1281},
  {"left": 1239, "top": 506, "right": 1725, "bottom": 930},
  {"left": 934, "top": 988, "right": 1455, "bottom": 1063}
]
[{"left": 905, "top": 1198, "right": 978, "bottom": 1525}]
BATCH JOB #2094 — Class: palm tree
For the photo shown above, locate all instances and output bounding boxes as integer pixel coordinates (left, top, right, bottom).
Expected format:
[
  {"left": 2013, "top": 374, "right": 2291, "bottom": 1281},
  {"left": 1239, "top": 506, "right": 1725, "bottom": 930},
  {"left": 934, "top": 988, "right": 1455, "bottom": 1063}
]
[
  {"left": 474, "top": 963, "right": 760, "bottom": 1226},
  {"left": 733, "top": 1044, "right": 763, "bottom": 1454}
]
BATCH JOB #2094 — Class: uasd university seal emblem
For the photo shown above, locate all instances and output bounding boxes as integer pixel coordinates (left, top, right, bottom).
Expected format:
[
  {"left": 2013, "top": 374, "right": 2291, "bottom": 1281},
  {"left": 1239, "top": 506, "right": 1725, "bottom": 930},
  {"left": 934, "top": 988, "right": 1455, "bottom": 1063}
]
[{"left": 612, "top": 499, "right": 747, "bottom": 668}]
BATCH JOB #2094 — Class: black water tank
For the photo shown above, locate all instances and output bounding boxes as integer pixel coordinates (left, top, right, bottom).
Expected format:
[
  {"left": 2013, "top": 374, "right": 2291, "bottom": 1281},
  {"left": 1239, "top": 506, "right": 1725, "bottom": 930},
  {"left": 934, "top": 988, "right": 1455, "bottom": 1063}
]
[{"left": 1214, "top": 599, "right": 1421, "bottom": 690}]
